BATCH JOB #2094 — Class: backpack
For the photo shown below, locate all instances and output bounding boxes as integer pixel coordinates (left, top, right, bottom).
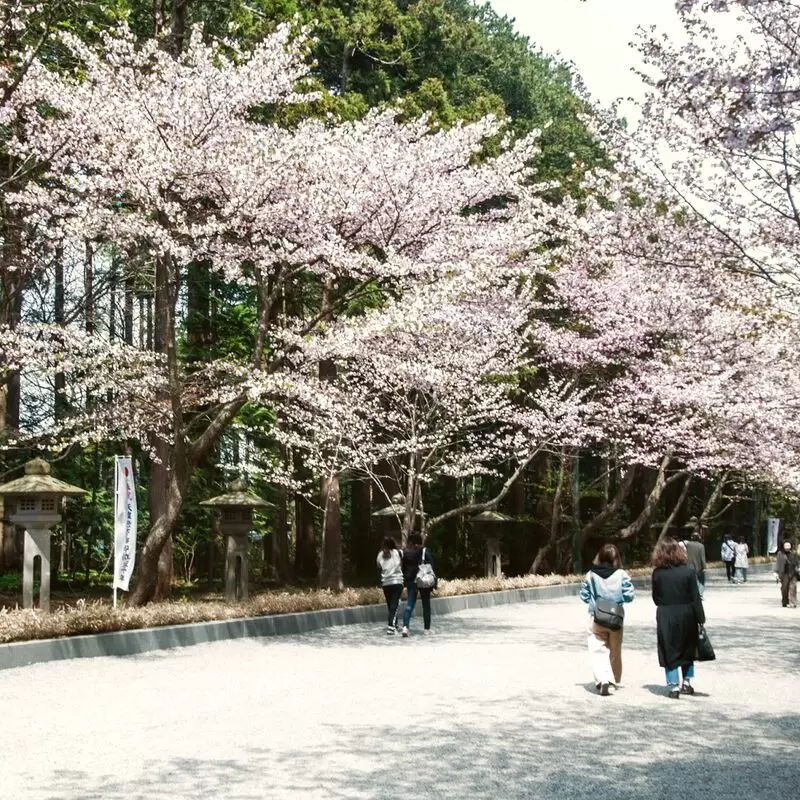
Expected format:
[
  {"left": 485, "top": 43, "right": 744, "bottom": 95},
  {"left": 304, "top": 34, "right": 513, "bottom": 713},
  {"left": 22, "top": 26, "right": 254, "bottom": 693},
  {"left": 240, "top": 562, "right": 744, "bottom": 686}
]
[{"left": 415, "top": 547, "right": 437, "bottom": 589}]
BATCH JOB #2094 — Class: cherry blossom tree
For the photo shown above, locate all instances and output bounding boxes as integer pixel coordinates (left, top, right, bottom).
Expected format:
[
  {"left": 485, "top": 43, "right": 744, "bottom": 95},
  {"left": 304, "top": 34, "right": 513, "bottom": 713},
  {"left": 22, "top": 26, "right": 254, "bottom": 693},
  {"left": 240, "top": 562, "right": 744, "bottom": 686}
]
[
  {"left": 269, "top": 270, "right": 590, "bottom": 543},
  {"left": 6, "top": 20, "right": 569, "bottom": 599},
  {"left": 634, "top": 0, "right": 800, "bottom": 289}
]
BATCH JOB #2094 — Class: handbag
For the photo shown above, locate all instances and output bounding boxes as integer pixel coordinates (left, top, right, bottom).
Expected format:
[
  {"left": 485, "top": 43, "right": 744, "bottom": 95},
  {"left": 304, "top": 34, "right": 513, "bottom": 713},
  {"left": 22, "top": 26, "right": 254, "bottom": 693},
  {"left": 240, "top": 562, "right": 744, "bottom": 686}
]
[
  {"left": 696, "top": 624, "right": 716, "bottom": 662},
  {"left": 415, "top": 547, "right": 436, "bottom": 589},
  {"left": 590, "top": 575, "right": 624, "bottom": 630}
]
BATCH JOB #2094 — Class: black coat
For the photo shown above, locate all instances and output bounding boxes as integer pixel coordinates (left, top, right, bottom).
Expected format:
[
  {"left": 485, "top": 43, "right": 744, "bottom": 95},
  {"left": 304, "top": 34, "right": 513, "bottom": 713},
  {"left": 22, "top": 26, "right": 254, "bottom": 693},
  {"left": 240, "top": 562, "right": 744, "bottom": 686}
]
[
  {"left": 401, "top": 545, "right": 436, "bottom": 588},
  {"left": 652, "top": 564, "right": 705, "bottom": 670}
]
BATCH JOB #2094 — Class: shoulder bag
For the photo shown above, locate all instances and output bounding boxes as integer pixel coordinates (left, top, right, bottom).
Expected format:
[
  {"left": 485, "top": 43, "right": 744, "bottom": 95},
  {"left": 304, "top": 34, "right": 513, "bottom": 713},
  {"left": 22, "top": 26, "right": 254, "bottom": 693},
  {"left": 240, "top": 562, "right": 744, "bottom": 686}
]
[
  {"left": 696, "top": 624, "right": 716, "bottom": 661},
  {"left": 415, "top": 547, "right": 437, "bottom": 589},
  {"left": 590, "top": 574, "right": 624, "bottom": 630}
]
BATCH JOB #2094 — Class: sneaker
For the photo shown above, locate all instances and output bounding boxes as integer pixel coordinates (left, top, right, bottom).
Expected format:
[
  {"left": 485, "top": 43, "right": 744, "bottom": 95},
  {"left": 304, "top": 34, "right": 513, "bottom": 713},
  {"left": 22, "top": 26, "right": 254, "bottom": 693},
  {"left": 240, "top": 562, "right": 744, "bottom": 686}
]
[
  {"left": 600, "top": 683, "right": 610, "bottom": 696},
  {"left": 423, "top": 629, "right": 432, "bottom": 636},
  {"left": 401, "top": 626, "right": 409, "bottom": 637},
  {"left": 386, "top": 626, "right": 396, "bottom": 635},
  {"left": 668, "top": 686, "right": 680, "bottom": 700},
  {"left": 680, "top": 682, "right": 695, "bottom": 695}
]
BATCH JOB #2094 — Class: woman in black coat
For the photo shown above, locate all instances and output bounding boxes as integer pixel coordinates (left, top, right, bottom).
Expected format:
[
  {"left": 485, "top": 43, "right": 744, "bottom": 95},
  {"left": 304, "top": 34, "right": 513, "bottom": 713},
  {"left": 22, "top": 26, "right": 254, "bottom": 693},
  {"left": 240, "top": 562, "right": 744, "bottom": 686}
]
[{"left": 652, "top": 538, "right": 705, "bottom": 699}]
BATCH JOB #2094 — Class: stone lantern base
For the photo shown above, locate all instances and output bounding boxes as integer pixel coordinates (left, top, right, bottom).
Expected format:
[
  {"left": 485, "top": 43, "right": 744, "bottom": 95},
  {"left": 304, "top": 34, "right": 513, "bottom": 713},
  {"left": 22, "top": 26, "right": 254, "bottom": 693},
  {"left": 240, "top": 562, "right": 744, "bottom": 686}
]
[
  {"left": 23, "top": 529, "right": 52, "bottom": 611},
  {"left": 485, "top": 536, "right": 502, "bottom": 579},
  {"left": 225, "top": 534, "right": 249, "bottom": 602}
]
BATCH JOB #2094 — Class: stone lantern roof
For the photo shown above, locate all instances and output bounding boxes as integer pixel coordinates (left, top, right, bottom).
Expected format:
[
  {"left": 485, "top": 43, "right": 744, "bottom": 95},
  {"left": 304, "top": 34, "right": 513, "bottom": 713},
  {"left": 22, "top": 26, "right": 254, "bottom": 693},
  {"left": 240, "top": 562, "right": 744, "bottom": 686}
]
[
  {"left": 0, "top": 458, "right": 86, "bottom": 497},
  {"left": 469, "top": 510, "right": 514, "bottom": 523},
  {"left": 372, "top": 493, "right": 422, "bottom": 517},
  {"left": 199, "top": 477, "right": 272, "bottom": 509}
]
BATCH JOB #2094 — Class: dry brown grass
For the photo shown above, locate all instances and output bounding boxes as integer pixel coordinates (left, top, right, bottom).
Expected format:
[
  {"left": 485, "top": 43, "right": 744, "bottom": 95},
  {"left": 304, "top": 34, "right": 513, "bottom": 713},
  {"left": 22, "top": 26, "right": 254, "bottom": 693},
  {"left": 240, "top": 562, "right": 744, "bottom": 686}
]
[{"left": 0, "top": 557, "right": 771, "bottom": 645}]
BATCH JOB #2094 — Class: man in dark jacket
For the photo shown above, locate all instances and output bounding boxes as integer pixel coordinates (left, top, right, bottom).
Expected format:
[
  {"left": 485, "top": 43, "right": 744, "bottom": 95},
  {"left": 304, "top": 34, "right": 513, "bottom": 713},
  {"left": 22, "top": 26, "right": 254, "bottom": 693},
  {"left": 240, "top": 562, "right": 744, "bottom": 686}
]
[
  {"left": 683, "top": 531, "right": 707, "bottom": 597},
  {"left": 775, "top": 540, "right": 799, "bottom": 608}
]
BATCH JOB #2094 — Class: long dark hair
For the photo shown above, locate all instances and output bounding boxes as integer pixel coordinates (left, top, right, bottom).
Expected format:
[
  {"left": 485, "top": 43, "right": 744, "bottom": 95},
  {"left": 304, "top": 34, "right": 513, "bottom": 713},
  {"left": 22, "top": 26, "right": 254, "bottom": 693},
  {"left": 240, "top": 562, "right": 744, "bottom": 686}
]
[
  {"left": 381, "top": 537, "right": 397, "bottom": 559},
  {"left": 593, "top": 544, "right": 622, "bottom": 569},
  {"left": 652, "top": 538, "right": 688, "bottom": 568}
]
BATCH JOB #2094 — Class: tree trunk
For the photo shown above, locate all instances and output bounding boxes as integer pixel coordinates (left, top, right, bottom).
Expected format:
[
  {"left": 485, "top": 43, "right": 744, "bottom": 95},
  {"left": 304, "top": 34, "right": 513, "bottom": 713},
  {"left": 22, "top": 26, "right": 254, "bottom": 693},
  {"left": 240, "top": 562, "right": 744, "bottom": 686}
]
[
  {"left": 659, "top": 475, "right": 692, "bottom": 541},
  {"left": 139, "top": 252, "right": 176, "bottom": 603},
  {"left": 317, "top": 280, "right": 343, "bottom": 589},
  {"left": 0, "top": 203, "right": 24, "bottom": 570},
  {"left": 349, "top": 476, "right": 372, "bottom": 577},
  {"left": 294, "top": 492, "right": 318, "bottom": 580},
  {"left": 318, "top": 470, "right": 343, "bottom": 589},
  {"left": 618, "top": 455, "right": 685, "bottom": 540},
  {"left": 530, "top": 451, "right": 568, "bottom": 574},
  {"left": 54, "top": 245, "right": 67, "bottom": 419},
  {"left": 130, "top": 460, "right": 188, "bottom": 605}
]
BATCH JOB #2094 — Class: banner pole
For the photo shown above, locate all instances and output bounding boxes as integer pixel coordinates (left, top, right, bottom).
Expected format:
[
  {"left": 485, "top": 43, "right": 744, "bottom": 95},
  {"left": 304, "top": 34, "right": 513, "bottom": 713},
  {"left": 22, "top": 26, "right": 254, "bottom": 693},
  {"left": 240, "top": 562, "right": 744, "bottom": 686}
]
[{"left": 113, "top": 456, "right": 119, "bottom": 609}]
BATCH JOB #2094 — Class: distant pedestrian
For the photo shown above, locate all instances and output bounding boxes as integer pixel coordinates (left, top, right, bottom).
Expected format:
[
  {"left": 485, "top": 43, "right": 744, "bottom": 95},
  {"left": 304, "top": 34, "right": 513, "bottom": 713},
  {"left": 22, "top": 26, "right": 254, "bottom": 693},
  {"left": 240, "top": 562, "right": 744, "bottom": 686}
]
[
  {"left": 579, "top": 544, "right": 635, "bottom": 696},
  {"left": 401, "top": 533, "right": 436, "bottom": 637},
  {"left": 734, "top": 537, "right": 749, "bottom": 583},
  {"left": 652, "top": 538, "right": 705, "bottom": 699},
  {"left": 721, "top": 533, "right": 737, "bottom": 583},
  {"left": 377, "top": 537, "right": 404, "bottom": 635},
  {"left": 683, "top": 530, "right": 707, "bottom": 597},
  {"left": 774, "top": 540, "right": 799, "bottom": 608}
]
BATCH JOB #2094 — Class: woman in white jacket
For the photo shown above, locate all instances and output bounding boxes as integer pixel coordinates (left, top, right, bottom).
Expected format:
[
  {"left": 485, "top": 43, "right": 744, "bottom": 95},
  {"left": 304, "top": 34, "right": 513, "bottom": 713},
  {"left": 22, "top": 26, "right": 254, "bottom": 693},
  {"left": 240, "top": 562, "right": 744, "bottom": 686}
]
[
  {"left": 579, "top": 544, "right": 635, "bottom": 696},
  {"left": 377, "top": 537, "right": 404, "bottom": 635}
]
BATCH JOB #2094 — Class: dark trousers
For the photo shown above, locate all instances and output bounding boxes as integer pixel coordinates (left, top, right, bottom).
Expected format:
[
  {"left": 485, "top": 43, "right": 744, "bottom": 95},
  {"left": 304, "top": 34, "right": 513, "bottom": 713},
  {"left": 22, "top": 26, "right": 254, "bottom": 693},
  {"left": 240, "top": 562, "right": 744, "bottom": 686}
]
[
  {"left": 724, "top": 560, "right": 735, "bottom": 581},
  {"left": 383, "top": 584, "right": 403, "bottom": 627},
  {"left": 403, "top": 584, "right": 432, "bottom": 629},
  {"left": 779, "top": 573, "right": 797, "bottom": 607}
]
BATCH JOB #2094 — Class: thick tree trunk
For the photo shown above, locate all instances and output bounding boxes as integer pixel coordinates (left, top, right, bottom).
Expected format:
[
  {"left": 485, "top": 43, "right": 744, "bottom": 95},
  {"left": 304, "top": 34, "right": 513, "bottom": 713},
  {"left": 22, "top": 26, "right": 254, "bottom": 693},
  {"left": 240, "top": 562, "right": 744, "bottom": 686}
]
[{"left": 130, "top": 460, "right": 188, "bottom": 605}]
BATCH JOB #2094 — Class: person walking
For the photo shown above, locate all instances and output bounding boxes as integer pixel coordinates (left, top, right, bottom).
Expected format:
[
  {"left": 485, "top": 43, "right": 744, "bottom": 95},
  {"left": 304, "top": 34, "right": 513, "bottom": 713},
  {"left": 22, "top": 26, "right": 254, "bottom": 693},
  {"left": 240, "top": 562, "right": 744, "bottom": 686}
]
[
  {"left": 774, "top": 540, "right": 799, "bottom": 608},
  {"left": 579, "top": 544, "right": 635, "bottom": 696},
  {"left": 401, "top": 533, "right": 436, "bottom": 637},
  {"left": 377, "top": 537, "right": 404, "bottom": 634},
  {"left": 721, "top": 533, "right": 737, "bottom": 583},
  {"left": 652, "top": 538, "right": 705, "bottom": 699},
  {"left": 734, "top": 536, "right": 749, "bottom": 583},
  {"left": 683, "top": 530, "right": 707, "bottom": 597}
]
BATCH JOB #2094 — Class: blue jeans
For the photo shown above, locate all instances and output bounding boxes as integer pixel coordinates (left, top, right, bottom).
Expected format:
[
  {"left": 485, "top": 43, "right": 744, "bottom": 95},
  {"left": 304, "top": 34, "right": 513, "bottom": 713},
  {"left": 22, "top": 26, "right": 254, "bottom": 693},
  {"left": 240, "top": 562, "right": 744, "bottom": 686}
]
[
  {"left": 402, "top": 584, "right": 432, "bottom": 629},
  {"left": 665, "top": 663, "right": 695, "bottom": 686}
]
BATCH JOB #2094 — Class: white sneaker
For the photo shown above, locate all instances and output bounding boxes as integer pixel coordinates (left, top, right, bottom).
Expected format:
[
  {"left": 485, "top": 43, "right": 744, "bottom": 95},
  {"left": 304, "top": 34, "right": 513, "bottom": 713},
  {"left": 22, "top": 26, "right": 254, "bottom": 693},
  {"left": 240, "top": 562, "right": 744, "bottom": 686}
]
[
  {"left": 423, "top": 629, "right": 432, "bottom": 636},
  {"left": 386, "top": 626, "right": 396, "bottom": 635},
  {"left": 401, "top": 626, "right": 409, "bottom": 637}
]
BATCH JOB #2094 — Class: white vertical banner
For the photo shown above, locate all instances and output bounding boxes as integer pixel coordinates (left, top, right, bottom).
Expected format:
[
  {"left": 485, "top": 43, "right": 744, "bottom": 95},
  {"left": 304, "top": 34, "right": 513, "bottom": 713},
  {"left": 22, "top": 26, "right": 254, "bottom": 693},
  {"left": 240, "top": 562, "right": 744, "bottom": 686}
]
[
  {"left": 114, "top": 456, "right": 138, "bottom": 592},
  {"left": 766, "top": 517, "right": 780, "bottom": 554}
]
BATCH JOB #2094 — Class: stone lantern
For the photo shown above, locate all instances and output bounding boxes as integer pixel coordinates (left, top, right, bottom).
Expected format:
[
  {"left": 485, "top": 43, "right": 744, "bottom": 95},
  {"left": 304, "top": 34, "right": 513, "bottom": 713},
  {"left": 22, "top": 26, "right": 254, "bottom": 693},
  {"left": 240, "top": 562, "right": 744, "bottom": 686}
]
[
  {"left": 470, "top": 510, "right": 514, "bottom": 578},
  {"left": 0, "top": 458, "right": 86, "bottom": 612},
  {"left": 200, "top": 479, "right": 272, "bottom": 603},
  {"left": 371, "top": 493, "right": 421, "bottom": 544}
]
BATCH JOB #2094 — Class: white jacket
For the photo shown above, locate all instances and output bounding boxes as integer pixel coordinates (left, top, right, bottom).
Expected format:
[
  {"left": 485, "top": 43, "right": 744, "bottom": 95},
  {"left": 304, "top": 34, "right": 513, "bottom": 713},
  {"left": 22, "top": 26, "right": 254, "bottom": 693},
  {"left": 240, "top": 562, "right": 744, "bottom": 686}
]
[{"left": 377, "top": 549, "right": 403, "bottom": 586}]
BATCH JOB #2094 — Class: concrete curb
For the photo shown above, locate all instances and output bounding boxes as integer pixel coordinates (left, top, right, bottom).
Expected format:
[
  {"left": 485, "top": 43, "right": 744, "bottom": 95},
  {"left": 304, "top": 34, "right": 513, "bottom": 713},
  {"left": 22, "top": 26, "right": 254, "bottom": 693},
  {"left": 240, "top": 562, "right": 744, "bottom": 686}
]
[{"left": 0, "top": 563, "right": 773, "bottom": 671}]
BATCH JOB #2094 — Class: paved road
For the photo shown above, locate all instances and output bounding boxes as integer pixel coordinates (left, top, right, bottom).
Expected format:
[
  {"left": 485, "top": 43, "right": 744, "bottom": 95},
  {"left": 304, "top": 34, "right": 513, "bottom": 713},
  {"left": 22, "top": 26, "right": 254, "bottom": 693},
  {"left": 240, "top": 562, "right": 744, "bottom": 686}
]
[{"left": 4, "top": 573, "right": 799, "bottom": 800}]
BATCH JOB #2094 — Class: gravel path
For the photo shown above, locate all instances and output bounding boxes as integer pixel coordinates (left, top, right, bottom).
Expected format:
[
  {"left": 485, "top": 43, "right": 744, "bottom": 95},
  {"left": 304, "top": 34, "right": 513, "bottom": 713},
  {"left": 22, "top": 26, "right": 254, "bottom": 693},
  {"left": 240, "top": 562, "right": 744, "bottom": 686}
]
[{"left": 4, "top": 572, "right": 798, "bottom": 800}]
